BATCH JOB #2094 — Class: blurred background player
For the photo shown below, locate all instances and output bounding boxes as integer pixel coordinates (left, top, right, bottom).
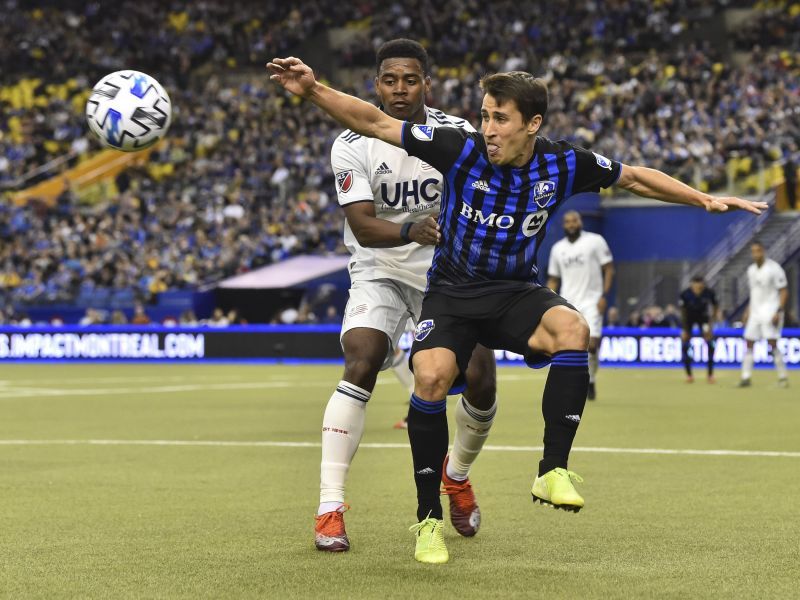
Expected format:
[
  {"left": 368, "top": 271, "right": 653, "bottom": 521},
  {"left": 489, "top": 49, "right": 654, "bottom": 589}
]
[
  {"left": 739, "top": 241, "right": 789, "bottom": 388},
  {"left": 316, "top": 39, "right": 496, "bottom": 553},
  {"left": 547, "top": 211, "right": 614, "bottom": 400},
  {"left": 678, "top": 276, "right": 719, "bottom": 383}
]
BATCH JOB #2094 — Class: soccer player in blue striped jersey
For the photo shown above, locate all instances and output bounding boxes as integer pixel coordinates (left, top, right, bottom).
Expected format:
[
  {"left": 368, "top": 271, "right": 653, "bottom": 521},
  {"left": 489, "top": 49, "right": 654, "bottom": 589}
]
[{"left": 267, "top": 56, "right": 768, "bottom": 564}]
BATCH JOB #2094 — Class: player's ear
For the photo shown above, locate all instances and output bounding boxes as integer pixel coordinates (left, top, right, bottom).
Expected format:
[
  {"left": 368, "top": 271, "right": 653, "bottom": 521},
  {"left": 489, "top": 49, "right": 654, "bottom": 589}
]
[
  {"left": 527, "top": 114, "right": 542, "bottom": 136},
  {"left": 424, "top": 76, "right": 432, "bottom": 95}
]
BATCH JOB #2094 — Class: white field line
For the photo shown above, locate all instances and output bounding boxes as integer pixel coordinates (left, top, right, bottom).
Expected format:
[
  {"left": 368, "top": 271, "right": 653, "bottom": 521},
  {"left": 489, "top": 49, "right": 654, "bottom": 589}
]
[
  {"left": 0, "top": 373, "right": 543, "bottom": 399},
  {"left": 0, "top": 439, "right": 797, "bottom": 458}
]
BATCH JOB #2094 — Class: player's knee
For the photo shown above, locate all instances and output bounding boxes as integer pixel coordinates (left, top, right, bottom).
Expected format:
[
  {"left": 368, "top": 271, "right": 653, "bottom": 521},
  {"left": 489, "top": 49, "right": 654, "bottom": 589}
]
[
  {"left": 554, "top": 312, "right": 590, "bottom": 351},
  {"left": 413, "top": 365, "right": 453, "bottom": 400}
]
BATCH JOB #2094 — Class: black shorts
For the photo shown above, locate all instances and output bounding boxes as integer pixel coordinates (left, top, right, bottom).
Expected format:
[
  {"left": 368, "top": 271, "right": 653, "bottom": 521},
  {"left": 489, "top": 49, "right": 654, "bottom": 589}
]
[
  {"left": 410, "top": 285, "right": 575, "bottom": 388},
  {"left": 683, "top": 315, "right": 709, "bottom": 333}
]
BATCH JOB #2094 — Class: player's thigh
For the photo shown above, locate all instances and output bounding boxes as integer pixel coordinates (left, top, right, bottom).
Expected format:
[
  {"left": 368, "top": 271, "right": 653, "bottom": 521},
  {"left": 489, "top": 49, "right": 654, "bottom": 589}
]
[
  {"left": 479, "top": 286, "right": 578, "bottom": 368},
  {"left": 410, "top": 292, "right": 479, "bottom": 392},
  {"left": 761, "top": 315, "right": 783, "bottom": 341},
  {"left": 341, "top": 279, "right": 412, "bottom": 370},
  {"left": 743, "top": 316, "right": 765, "bottom": 342}
]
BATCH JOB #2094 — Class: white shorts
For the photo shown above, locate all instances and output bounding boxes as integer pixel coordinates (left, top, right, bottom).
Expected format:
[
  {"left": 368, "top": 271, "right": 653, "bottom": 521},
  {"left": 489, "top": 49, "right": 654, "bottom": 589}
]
[
  {"left": 340, "top": 278, "right": 423, "bottom": 370},
  {"left": 576, "top": 302, "right": 603, "bottom": 339},
  {"left": 743, "top": 313, "right": 783, "bottom": 341}
]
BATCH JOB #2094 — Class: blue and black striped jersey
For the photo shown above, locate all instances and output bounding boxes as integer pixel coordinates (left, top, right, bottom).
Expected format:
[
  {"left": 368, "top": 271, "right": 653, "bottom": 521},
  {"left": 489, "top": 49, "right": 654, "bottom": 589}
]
[{"left": 400, "top": 122, "right": 622, "bottom": 296}]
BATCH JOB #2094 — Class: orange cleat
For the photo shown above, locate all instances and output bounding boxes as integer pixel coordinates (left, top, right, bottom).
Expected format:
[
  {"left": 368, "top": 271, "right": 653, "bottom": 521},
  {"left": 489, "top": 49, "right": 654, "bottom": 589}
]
[
  {"left": 392, "top": 417, "right": 408, "bottom": 430},
  {"left": 685, "top": 375, "right": 694, "bottom": 384},
  {"left": 707, "top": 375, "right": 716, "bottom": 384},
  {"left": 441, "top": 455, "right": 480, "bottom": 537},
  {"left": 314, "top": 505, "right": 350, "bottom": 552}
]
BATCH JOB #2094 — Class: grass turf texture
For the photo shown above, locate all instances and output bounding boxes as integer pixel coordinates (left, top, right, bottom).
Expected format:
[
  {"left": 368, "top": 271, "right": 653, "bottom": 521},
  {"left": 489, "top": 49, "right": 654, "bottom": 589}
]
[{"left": 0, "top": 364, "right": 798, "bottom": 599}]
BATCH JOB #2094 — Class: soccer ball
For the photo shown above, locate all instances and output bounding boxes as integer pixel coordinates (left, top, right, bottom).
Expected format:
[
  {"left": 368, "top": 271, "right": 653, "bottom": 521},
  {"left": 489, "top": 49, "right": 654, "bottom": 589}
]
[{"left": 85, "top": 70, "right": 172, "bottom": 152}]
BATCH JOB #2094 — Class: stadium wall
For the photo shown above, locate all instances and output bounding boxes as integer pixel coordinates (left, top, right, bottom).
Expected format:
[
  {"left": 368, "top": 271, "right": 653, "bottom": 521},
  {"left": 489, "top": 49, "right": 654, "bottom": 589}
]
[{"left": 1, "top": 326, "right": 798, "bottom": 369}]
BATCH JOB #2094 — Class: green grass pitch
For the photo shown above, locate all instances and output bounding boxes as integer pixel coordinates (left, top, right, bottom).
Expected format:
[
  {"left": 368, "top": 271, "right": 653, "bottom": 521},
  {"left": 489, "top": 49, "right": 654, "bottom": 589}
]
[{"left": 0, "top": 364, "right": 798, "bottom": 599}]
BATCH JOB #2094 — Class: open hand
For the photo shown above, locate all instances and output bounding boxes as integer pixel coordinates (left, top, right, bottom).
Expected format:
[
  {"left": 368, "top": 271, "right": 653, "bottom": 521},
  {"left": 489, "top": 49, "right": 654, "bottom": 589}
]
[
  {"left": 266, "top": 57, "right": 316, "bottom": 97},
  {"left": 705, "top": 196, "right": 769, "bottom": 215}
]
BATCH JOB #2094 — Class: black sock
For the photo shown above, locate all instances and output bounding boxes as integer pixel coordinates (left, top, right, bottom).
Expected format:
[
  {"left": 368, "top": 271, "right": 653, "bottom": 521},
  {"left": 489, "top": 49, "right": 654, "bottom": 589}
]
[
  {"left": 407, "top": 394, "right": 448, "bottom": 521},
  {"left": 707, "top": 339, "right": 716, "bottom": 376},
  {"left": 682, "top": 339, "right": 693, "bottom": 376},
  {"left": 539, "top": 350, "right": 589, "bottom": 476}
]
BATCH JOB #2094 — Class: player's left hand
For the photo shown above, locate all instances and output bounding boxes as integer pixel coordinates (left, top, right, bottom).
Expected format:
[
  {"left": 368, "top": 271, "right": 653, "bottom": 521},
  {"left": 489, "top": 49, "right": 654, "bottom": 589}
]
[
  {"left": 597, "top": 296, "right": 607, "bottom": 315},
  {"left": 772, "top": 312, "right": 781, "bottom": 325},
  {"left": 705, "top": 196, "right": 768, "bottom": 214},
  {"left": 266, "top": 57, "right": 317, "bottom": 97}
]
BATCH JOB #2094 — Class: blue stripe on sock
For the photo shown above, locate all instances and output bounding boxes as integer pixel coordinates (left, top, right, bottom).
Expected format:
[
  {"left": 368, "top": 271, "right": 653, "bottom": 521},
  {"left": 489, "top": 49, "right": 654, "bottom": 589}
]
[
  {"left": 410, "top": 394, "right": 446, "bottom": 414},
  {"left": 551, "top": 350, "right": 589, "bottom": 368}
]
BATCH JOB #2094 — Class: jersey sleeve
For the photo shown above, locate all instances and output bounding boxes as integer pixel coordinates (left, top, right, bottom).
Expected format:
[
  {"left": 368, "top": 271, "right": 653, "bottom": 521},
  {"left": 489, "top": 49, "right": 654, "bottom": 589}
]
[
  {"left": 678, "top": 290, "right": 689, "bottom": 307},
  {"left": 595, "top": 236, "right": 613, "bottom": 266},
  {"left": 571, "top": 145, "right": 622, "bottom": 194},
  {"left": 400, "top": 122, "right": 469, "bottom": 174},
  {"left": 330, "top": 135, "right": 374, "bottom": 206},
  {"left": 547, "top": 245, "right": 562, "bottom": 278},
  {"left": 774, "top": 264, "right": 788, "bottom": 289}
]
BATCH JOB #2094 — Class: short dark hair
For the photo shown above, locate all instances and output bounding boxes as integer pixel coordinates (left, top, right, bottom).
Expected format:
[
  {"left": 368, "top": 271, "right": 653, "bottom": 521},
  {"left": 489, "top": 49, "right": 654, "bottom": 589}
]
[
  {"left": 480, "top": 71, "right": 548, "bottom": 124},
  {"left": 690, "top": 275, "right": 705, "bottom": 283},
  {"left": 376, "top": 39, "right": 429, "bottom": 75},
  {"left": 751, "top": 240, "right": 764, "bottom": 248}
]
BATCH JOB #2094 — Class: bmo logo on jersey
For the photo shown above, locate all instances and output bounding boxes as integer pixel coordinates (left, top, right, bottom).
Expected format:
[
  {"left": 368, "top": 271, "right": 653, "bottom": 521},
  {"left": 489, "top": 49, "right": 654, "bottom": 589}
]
[
  {"left": 381, "top": 178, "right": 440, "bottom": 208},
  {"left": 459, "top": 201, "right": 549, "bottom": 238}
]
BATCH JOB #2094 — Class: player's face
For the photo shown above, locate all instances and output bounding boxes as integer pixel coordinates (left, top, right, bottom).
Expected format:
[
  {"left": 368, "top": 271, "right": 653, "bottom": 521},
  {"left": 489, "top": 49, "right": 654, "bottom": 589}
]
[
  {"left": 751, "top": 244, "right": 765, "bottom": 263},
  {"left": 690, "top": 281, "right": 705, "bottom": 295},
  {"left": 375, "top": 58, "right": 430, "bottom": 121},
  {"left": 480, "top": 94, "right": 541, "bottom": 166},
  {"left": 563, "top": 213, "right": 582, "bottom": 236}
]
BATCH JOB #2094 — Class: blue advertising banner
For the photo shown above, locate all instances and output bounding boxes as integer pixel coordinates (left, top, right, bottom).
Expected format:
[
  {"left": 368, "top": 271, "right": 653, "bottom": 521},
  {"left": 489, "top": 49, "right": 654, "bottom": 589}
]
[{"left": 1, "top": 326, "right": 798, "bottom": 367}]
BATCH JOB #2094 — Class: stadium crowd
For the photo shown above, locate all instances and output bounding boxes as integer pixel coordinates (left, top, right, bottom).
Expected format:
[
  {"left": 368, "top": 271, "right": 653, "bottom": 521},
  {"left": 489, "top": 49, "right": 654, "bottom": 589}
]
[{"left": 1, "top": 0, "right": 798, "bottom": 322}]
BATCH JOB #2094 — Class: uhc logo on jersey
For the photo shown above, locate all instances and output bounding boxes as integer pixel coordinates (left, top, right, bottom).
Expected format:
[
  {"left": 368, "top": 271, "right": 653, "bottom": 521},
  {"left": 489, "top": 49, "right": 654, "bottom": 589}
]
[
  {"left": 532, "top": 180, "right": 556, "bottom": 207},
  {"left": 414, "top": 319, "right": 435, "bottom": 341},
  {"left": 593, "top": 152, "right": 612, "bottom": 170},
  {"left": 410, "top": 125, "right": 434, "bottom": 142},
  {"left": 336, "top": 170, "right": 354, "bottom": 193}
]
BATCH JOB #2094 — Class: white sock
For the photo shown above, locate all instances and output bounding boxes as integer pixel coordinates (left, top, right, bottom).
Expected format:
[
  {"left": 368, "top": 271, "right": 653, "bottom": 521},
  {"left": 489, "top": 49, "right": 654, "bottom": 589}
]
[
  {"left": 588, "top": 351, "right": 599, "bottom": 384},
  {"left": 774, "top": 348, "right": 787, "bottom": 380},
  {"left": 318, "top": 380, "right": 370, "bottom": 514},
  {"left": 391, "top": 349, "right": 415, "bottom": 393},
  {"left": 742, "top": 349, "right": 754, "bottom": 380},
  {"left": 446, "top": 396, "right": 496, "bottom": 481}
]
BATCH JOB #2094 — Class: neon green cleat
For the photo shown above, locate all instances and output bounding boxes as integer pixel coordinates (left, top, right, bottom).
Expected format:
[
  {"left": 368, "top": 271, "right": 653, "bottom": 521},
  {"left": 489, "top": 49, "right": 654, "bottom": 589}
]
[
  {"left": 409, "top": 515, "right": 449, "bottom": 564},
  {"left": 531, "top": 468, "right": 585, "bottom": 513}
]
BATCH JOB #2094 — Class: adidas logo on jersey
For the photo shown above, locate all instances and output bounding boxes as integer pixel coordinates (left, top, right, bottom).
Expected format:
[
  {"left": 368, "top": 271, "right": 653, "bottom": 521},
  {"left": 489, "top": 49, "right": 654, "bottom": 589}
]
[
  {"left": 472, "top": 180, "right": 491, "bottom": 192},
  {"left": 374, "top": 162, "right": 392, "bottom": 175}
]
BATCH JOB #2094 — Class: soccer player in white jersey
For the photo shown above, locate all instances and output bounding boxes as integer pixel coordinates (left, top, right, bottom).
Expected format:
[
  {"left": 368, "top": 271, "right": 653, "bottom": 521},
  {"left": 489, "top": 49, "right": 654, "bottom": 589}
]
[
  {"left": 315, "top": 39, "right": 497, "bottom": 552},
  {"left": 739, "top": 241, "right": 789, "bottom": 388},
  {"left": 547, "top": 211, "right": 614, "bottom": 400}
]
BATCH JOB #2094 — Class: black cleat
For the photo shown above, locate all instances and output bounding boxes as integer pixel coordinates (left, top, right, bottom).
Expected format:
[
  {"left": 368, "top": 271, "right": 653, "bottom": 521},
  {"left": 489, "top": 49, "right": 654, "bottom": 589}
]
[
  {"left": 736, "top": 379, "right": 752, "bottom": 388},
  {"left": 587, "top": 382, "right": 596, "bottom": 401}
]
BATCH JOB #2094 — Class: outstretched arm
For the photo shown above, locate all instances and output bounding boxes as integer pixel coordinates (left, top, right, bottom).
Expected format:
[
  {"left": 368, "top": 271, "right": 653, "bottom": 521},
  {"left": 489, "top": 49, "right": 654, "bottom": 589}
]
[
  {"left": 267, "top": 57, "right": 403, "bottom": 147},
  {"left": 615, "top": 165, "right": 768, "bottom": 214}
]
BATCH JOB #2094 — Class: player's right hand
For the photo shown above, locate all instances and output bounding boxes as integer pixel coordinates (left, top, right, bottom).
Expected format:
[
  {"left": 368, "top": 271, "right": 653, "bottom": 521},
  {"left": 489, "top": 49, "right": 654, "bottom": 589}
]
[
  {"left": 409, "top": 217, "right": 441, "bottom": 245},
  {"left": 266, "top": 57, "right": 316, "bottom": 97}
]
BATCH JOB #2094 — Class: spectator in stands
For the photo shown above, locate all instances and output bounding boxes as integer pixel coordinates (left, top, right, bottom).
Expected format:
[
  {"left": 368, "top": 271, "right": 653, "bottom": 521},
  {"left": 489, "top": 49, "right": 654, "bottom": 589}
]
[
  {"left": 605, "top": 306, "right": 620, "bottom": 328},
  {"left": 207, "top": 308, "right": 230, "bottom": 327},
  {"left": 179, "top": 309, "right": 198, "bottom": 325},
  {"left": 110, "top": 310, "right": 128, "bottom": 325},
  {"left": 131, "top": 303, "right": 152, "bottom": 325},
  {"left": 626, "top": 310, "right": 643, "bottom": 328}
]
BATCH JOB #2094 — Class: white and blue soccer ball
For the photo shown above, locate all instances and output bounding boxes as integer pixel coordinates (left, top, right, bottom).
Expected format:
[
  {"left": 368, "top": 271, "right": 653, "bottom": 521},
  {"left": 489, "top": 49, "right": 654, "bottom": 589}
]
[{"left": 85, "top": 70, "right": 172, "bottom": 152}]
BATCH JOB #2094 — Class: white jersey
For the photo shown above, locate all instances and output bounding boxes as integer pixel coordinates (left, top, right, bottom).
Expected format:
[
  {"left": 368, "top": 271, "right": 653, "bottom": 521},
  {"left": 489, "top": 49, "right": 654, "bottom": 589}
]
[
  {"left": 747, "top": 259, "right": 787, "bottom": 318},
  {"left": 548, "top": 231, "right": 613, "bottom": 309},
  {"left": 331, "top": 107, "right": 474, "bottom": 291}
]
